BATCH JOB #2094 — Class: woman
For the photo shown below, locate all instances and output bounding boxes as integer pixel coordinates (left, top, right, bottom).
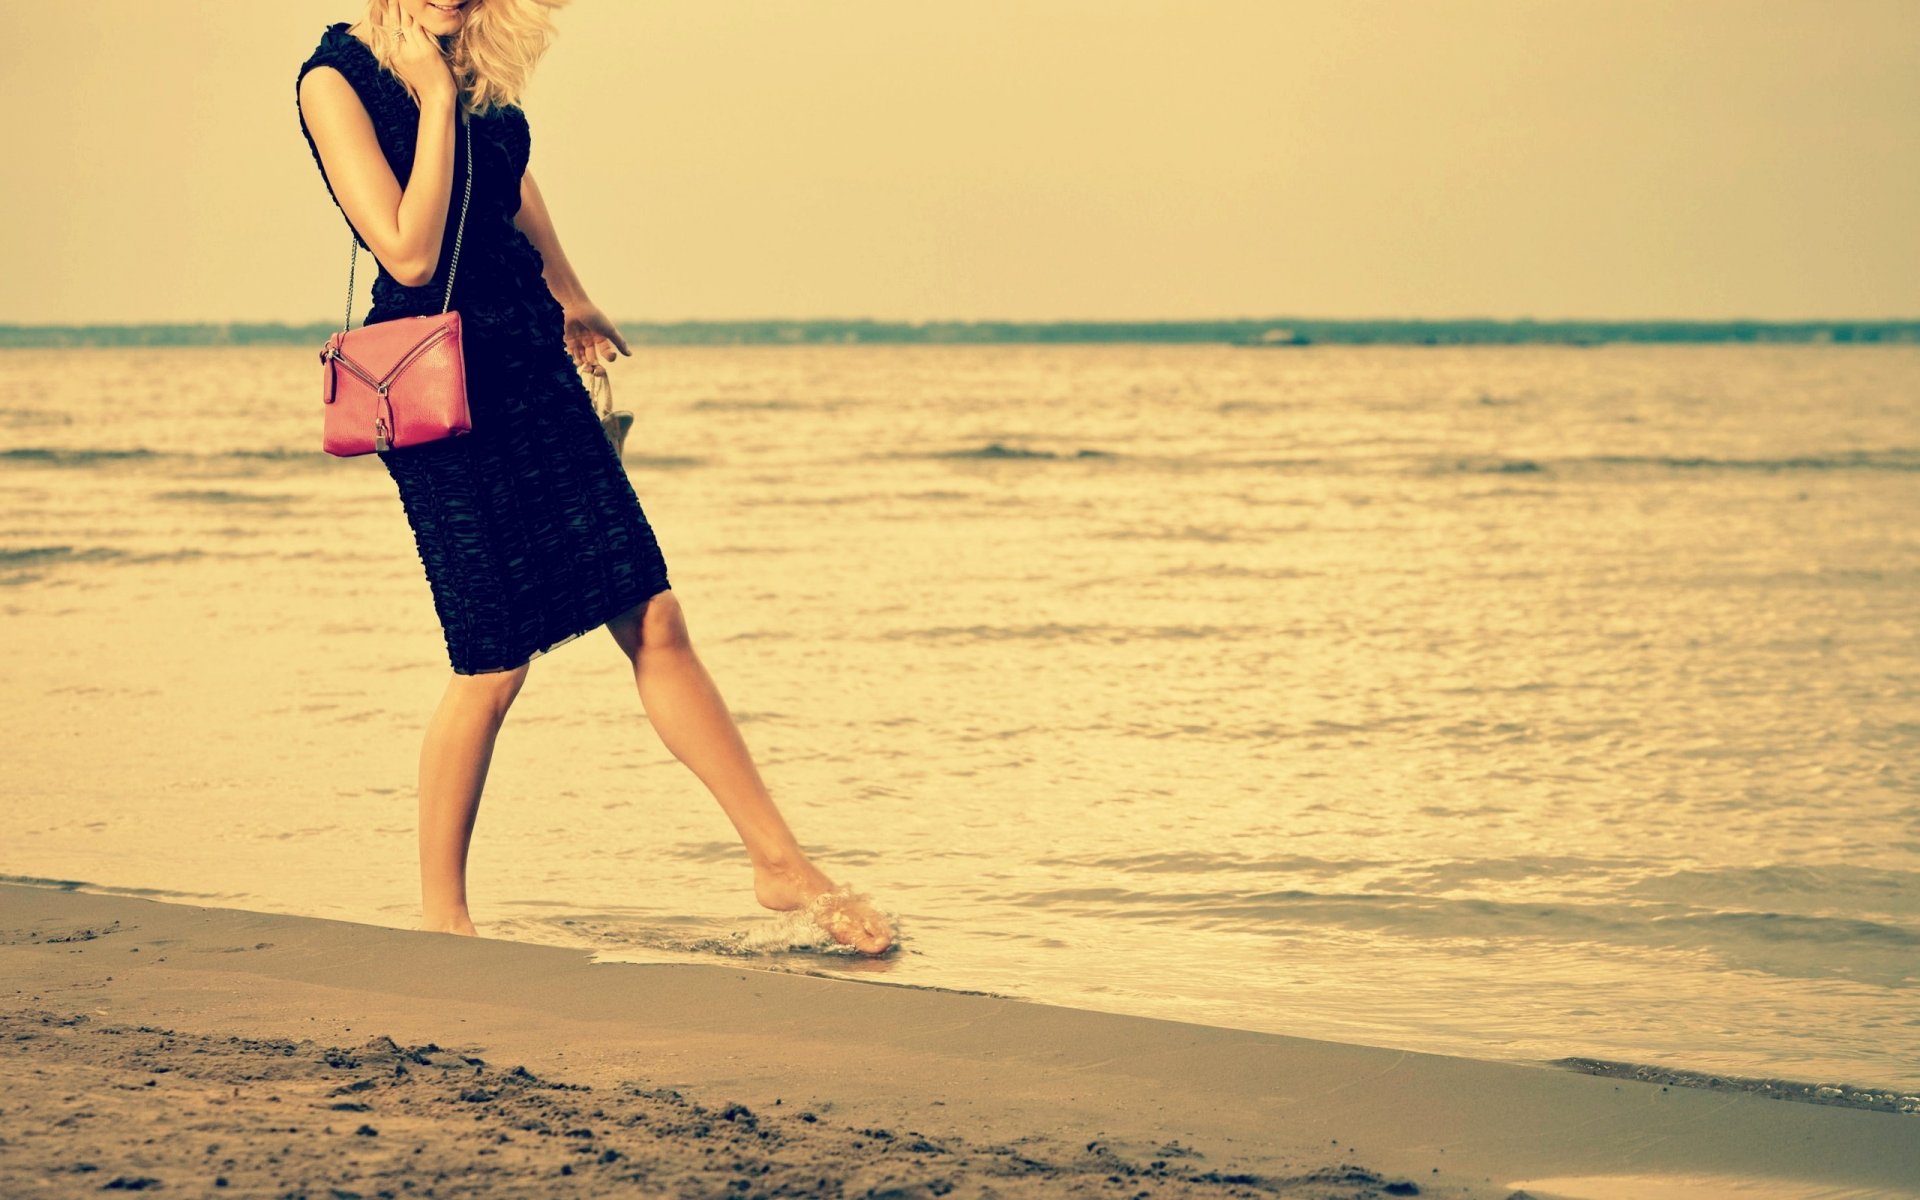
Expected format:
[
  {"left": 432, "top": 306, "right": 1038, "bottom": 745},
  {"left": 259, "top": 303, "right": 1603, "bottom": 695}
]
[{"left": 294, "top": 0, "right": 893, "bottom": 955}]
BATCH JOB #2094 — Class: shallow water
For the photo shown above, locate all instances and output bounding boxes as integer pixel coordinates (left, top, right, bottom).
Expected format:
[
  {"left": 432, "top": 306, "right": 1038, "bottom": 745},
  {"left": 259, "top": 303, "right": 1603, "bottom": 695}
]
[{"left": 1, "top": 343, "right": 1915, "bottom": 1092}]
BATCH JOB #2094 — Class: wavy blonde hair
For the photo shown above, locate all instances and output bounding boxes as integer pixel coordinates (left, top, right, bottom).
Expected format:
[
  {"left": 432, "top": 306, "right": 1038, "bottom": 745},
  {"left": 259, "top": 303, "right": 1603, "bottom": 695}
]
[{"left": 357, "top": 0, "right": 569, "bottom": 116}]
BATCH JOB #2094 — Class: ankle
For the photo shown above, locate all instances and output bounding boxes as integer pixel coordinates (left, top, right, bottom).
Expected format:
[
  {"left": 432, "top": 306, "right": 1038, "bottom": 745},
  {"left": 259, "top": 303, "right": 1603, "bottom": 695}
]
[
  {"left": 749, "top": 847, "right": 811, "bottom": 877},
  {"left": 421, "top": 901, "right": 471, "bottom": 928}
]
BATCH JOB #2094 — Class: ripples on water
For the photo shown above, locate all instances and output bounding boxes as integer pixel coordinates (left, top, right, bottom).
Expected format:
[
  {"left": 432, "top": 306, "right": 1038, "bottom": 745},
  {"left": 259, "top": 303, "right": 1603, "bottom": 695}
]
[{"left": 1, "top": 343, "right": 1915, "bottom": 1092}]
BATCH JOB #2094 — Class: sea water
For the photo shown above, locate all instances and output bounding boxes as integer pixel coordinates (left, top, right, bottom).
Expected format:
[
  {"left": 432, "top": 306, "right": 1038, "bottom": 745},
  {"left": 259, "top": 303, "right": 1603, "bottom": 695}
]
[{"left": 1, "top": 342, "right": 1915, "bottom": 1093}]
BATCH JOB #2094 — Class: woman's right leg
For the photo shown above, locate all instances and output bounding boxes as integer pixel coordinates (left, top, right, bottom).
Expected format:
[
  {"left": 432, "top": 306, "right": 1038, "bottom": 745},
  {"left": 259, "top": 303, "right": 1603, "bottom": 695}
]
[
  {"left": 417, "top": 663, "right": 530, "bottom": 935},
  {"left": 606, "top": 590, "right": 895, "bottom": 954}
]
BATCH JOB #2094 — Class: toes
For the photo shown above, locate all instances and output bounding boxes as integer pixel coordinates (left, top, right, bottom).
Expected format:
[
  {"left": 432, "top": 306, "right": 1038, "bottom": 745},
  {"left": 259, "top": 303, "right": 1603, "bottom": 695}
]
[
  {"left": 851, "top": 911, "right": 893, "bottom": 954},
  {"left": 800, "top": 883, "right": 894, "bottom": 955}
]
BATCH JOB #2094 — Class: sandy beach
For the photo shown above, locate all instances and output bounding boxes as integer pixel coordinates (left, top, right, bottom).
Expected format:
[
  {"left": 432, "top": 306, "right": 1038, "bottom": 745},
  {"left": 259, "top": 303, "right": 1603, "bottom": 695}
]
[{"left": 0, "top": 883, "right": 1913, "bottom": 1199}]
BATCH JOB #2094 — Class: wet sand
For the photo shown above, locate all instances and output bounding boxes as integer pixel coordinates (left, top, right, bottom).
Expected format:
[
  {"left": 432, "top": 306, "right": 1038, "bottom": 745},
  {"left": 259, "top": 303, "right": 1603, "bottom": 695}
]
[{"left": 0, "top": 883, "right": 1914, "bottom": 1199}]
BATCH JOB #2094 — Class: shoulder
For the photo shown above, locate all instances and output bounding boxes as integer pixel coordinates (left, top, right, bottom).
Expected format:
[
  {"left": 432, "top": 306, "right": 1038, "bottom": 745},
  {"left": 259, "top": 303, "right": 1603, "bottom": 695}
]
[
  {"left": 297, "top": 22, "right": 399, "bottom": 133},
  {"left": 296, "top": 23, "right": 370, "bottom": 99},
  {"left": 297, "top": 22, "right": 351, "bottom": 74}
]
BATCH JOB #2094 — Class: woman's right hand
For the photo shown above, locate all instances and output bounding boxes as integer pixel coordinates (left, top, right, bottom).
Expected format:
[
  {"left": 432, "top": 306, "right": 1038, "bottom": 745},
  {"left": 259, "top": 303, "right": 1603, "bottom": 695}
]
[{"left": 382, "top": 1, "right": 457, "bottom": 106}]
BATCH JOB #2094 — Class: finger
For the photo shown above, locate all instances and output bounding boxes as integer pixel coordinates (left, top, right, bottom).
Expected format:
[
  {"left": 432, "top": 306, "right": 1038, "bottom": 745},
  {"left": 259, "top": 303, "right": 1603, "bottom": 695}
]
[
  {"left": 593, "top": 320, "right": 630, "bottom": 356},
  {"left": 607, "top": 325, "right": 632, "bottom": 356}
]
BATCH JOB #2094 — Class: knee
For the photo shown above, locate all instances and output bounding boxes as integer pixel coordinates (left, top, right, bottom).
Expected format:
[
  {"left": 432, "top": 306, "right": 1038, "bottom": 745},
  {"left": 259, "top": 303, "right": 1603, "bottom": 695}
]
[
  {"left": 640, "top": 589, "right": 691, "bottom": 651},
  {"left": 448, "top": 662, "right": 529, "bottom": 718}
]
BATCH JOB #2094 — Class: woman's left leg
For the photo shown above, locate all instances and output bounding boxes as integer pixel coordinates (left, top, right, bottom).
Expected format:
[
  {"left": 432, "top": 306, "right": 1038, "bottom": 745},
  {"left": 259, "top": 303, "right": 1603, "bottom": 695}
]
[
  {"left": 416, "top": 662, "right": 531, "bottom": 935},
  {"left": 606, "top": 589, "right": 894, "bottom": 955}
]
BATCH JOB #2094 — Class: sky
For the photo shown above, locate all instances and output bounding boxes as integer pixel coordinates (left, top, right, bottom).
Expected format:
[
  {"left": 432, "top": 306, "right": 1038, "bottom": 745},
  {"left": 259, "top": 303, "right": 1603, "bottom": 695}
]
[{"left": 1, "top": 0, "right": 1917, "bottom": 325}]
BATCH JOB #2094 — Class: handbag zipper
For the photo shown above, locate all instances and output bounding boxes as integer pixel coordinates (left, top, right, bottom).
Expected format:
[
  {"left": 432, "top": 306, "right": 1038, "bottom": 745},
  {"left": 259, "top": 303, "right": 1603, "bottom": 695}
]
[
  {"left": 324, "top": 324, "right": 454, "bottom": 396},
  {"left": 381, "top": 325, "right": 454, "bottom": 387},
  {"left": 325, "top": 346, "right": 384, "bottom": 395}
]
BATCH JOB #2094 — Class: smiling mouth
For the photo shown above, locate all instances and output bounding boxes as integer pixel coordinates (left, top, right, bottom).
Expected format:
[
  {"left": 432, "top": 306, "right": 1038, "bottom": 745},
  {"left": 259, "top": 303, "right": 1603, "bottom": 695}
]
[{"left": 426, "top": 1, "right": 465, "bottom": 14}]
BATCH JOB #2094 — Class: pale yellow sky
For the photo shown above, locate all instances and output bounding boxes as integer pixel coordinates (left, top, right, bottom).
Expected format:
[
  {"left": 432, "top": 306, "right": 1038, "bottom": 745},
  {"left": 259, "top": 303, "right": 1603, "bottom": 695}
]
[{"left": 2, "top": 0, "right": 1916, "bottom": 324}]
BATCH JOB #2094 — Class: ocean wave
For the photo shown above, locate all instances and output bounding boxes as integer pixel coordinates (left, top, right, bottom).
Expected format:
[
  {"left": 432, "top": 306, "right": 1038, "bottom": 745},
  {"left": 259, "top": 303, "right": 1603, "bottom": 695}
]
[
  {"left": 623, "top": 454, "right": 706, "bottom": 469},
  {"left": 1589, "top": 449, "right": 1920, "bottom": 472},
  {"left": 878, "top": 621, "right": 1263, "bottom": 642},
  {"left": 1000, "top": 883, "right": 1920, "bottom": 982},
  {"left": 0, "top": 874, "right": 236, "bottom": 901},
  {"left": 0, "top": 446, "right": 342, "bottom": 471},
  {"left": 1451, "top": 457, "right": 1549, "bottom": 474},
  {"left": 1036, "top": 850, "right": 1391, "bottom": 876},
  {"left": 909, "top": 445, "right": 1920, "bottom": 476},
  {"left": 1161, "top": 563, "right": 1321, "bottom": 580},
  {"left": 1630, "top": 864, "right": 1920, "bottom": 919},
  {"left": 154, "top": 489, "right": 302, "bottom": 506},
  {"left": 1448, "top": 449, "right": 1920, "bottom": 475},
  {"left": 1, "top": 447, "right": 159, "bottom": 466},
  {"left": 0, "top": 545, "right": 207, "bottom": 584},
  {"left": 930, "top": 442, "right": 1116, "bottom": 460},
  {"left": 229, "top": 449, "right": 318, "bottom": 460},
  {"left": 0, "top": 545, "right": 128, "bottom": 566},
  {"left": 690, "top": 398, "right": 845, "bottom": 413}
]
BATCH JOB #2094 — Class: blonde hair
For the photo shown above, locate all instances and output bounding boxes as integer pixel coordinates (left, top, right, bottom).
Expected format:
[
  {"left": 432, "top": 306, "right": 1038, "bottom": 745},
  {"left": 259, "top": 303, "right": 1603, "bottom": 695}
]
[{"left": 357, "top": 0, "right": 569, "bottom": 116}]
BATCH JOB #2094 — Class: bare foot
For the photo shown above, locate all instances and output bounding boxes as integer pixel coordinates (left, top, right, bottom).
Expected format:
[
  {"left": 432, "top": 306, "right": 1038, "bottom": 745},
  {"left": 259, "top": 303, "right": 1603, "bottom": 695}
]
[
  {"left": 802, "top": 884, "right": 895, "bottom": 956},
  {"left": 754, "top": 861, "right": 895, "bottom": 956},
  {"left": 418, "top": 912, "right": 477, "bottom": 937}
]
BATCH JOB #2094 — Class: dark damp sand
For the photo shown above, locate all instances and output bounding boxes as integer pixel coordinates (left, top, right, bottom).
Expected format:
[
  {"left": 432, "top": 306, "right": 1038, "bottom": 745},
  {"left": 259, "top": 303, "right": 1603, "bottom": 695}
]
[{"left": 1, "top": 885, "right": 1915, "bottom": 1200}]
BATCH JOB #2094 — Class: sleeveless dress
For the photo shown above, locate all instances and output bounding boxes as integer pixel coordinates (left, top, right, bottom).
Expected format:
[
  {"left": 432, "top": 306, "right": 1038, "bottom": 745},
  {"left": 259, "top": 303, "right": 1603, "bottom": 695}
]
[{"left": 294, "top": 22, "right": 670, "bottom": 675}]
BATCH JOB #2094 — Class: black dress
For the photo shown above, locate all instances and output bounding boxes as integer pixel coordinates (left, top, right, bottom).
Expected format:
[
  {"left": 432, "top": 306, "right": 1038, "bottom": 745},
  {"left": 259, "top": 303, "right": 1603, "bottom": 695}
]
[{"left": 294, "top": 22, "right": 670, "bottom": 675}]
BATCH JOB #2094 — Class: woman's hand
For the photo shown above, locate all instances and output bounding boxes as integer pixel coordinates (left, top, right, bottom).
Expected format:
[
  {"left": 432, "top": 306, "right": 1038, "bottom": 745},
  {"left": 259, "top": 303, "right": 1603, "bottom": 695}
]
[
  {"left": 562, "top": 300, "right": 632, "bottom": 378},
  {"left": 382, "top": 0, "right": 457, "bottom": 106}
]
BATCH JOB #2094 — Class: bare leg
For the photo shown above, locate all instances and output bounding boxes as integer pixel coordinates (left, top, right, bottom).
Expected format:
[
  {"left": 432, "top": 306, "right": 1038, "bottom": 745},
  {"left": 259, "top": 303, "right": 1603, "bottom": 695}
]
[
  {"left": 416, "top": 663, "right": 529, "bottom": 935},
  {"left": 607, "top": 589, "right": 894, "bottom": 954}
]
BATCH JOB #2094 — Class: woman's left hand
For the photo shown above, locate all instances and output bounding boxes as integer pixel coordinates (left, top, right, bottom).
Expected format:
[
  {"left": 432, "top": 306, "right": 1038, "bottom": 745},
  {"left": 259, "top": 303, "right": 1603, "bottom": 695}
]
[{"left": 561, "top": 300, "right": 631, "bottom": 377}]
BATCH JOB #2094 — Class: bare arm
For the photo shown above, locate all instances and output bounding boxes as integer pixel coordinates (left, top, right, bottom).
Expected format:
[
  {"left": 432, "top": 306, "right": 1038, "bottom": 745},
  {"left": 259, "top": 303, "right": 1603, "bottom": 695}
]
[
  {"left": 514, "top": 168, "right": 632, "bottom": 371},
  {"left": 298, "top": 65, "right": 458, "bottom": 288}
]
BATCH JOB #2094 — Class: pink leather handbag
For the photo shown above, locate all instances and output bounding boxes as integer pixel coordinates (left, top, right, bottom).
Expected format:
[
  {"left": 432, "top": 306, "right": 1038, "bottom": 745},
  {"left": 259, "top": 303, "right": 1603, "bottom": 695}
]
[{"left": 319, "top": 114, "right": 474, "bottom": 456}]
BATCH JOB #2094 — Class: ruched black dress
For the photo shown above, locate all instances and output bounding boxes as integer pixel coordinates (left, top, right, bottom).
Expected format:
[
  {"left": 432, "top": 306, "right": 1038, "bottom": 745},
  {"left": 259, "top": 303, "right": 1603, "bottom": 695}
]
[{"left": 295, "top": 22, "right": 670, "bottom": 674}]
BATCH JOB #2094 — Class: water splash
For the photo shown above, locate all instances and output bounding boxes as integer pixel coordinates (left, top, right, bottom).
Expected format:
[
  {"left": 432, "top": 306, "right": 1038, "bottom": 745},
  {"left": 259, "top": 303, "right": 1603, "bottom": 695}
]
[{"left": 676, "top": 883, "right": 901, "bottom": 957}]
